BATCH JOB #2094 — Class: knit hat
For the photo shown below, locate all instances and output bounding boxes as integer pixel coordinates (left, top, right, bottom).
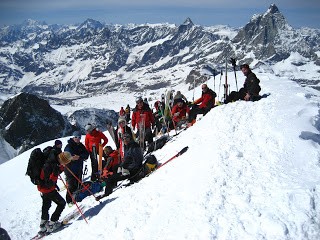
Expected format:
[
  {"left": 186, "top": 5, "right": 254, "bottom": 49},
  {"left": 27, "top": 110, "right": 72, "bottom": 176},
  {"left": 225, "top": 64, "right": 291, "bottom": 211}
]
[
  {"left": 54, "top": 140, "right": 62, "bottom": 146},
  {"left": 58, "top": 152, "right": 73, "bottom": 165},
  {"left": 136, "top": 96, "right": 143, "bottom": 103},
  {"left": 85, "top": 123, "right": 94, "bottom": 132},
  {"left": 73, "top": 131, "right": 81, "bottom": 138},
  {"left": 118, "top": 117, "right": 126, "bottom": 124}
]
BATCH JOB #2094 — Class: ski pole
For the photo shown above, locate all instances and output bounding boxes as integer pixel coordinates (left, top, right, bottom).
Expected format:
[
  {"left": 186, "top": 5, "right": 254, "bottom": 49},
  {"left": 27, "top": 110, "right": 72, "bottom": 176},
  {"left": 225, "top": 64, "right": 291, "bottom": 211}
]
[
  {"left": 58, "top": 175, "right": 88, "bottom": 224},
  {"left": 218, "top": 69, "right": 223, "bottom": 100},
  {"left": 65, "top": 165, "right": 99, "bottom": 200},
  {"left": 158, "top": 146, "right": 189, "bottom": 169},
  {"left": 192, "top": 78, "right": 196, "bottom": 102},
  {"left": 213, "top": 70, "right": 216, "bottom": 92},
  {"left": 230, "top": 58, "right": 238, "bottom": 91}
]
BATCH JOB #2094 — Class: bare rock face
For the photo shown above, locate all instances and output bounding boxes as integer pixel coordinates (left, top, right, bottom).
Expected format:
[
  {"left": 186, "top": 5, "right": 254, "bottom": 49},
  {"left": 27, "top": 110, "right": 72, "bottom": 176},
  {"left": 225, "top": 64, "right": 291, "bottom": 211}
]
[{"left": 0, "top": 92, "right": 75, "bottom": 152}]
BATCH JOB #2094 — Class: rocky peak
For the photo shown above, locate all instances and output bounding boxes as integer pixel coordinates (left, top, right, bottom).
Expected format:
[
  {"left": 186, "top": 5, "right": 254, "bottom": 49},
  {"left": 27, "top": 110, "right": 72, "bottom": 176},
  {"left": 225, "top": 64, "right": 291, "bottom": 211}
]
[
  {"left": 0, "top": 93, "right": 75, "bottom": 153},
  {"left": 77, "top": 18, "right": 104, "bottom": 30},
  {"left": 267, "top": 4, "right": 280, "bottom": 14},
  {"left": 182, "top": 17, "right": 194, "bottom": 26},
  {"left": 178, "top": 17, "right": 195, "bottom": 33},
  {"left": 232, "top": 4, "right": 291, "bottom": 60}
]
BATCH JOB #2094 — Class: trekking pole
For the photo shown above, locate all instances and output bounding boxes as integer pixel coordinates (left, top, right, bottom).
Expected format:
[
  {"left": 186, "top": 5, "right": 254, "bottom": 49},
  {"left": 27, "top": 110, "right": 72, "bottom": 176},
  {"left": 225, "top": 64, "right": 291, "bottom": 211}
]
[
  {"left": 230, "top": 58, "right": 238, "bottom": 91},
  {"left": 192, "top": 78, "right": 196, "bottom": 102},
  {"left": 58, "top": 175, "right": 88, "bottom": 224},
  {"left": 65, "top": 165, "right": 100, "bottom": 201},
  {"left": 213, "top": 69, "right": 216, "bottom": 92},
  {"left": 218, "top": 69, "right": 223, "bottom": 100},
  {"left": 224, "top": 56, "right": 228, "bottom": 102}
]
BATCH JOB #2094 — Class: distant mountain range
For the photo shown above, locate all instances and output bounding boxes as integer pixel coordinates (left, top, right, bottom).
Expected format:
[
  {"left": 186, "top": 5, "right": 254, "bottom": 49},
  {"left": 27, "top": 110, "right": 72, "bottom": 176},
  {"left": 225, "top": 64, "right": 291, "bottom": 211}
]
[{"left": 0, "top": 4, "right": 319, "bottom": 100}]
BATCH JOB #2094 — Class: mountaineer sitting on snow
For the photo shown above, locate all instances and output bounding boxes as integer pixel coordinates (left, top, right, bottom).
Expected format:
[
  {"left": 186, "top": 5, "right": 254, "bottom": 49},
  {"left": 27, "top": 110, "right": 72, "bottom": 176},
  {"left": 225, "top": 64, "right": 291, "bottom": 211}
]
[
  {"left": 225, "top": 64, "right": 261, "bottom": 103},
  {"left": 188, "top": 84, "right": 216, "bottom": 126},
  {"left": 96, "top": 132, "right": 143, "bottom": 200},
  {"left": 171, "top": 98, "right": 190, "bottom": 129},
  {"left": 101, "top": 146, "right": 120, "bottom": 178},
  {"left": 173, "top": 90, "right": 188, "bottom": 106}
]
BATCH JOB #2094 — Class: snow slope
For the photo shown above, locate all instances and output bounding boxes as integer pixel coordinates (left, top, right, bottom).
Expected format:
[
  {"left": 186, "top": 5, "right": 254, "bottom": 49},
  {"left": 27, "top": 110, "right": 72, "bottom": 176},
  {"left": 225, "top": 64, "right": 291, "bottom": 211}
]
[{"left": 1, "top": 71, "right": 320, "bottom": 240}]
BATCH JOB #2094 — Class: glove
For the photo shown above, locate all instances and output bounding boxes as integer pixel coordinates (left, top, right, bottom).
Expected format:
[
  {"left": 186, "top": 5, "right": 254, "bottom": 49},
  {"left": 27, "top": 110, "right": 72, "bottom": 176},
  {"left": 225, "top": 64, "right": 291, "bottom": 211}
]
[{"left": 174, "top": 112, "right": 180, "bottom": 117}]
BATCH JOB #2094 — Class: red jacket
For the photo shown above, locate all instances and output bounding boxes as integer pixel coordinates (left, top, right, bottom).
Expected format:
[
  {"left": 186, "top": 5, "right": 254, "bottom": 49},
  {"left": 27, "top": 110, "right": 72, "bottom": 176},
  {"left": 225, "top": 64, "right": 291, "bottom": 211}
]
[
  {"left": 132, "top": 103, "right": 155, "bottom": 129},
  {"left": 85, "top": 129, "right": 108, "bottom": 153},
  {"left": 37, "top": 151, "right": 64, "bottom": 193},
  {"left": 119, "top": 107, "right": 125, "bottom": 116},
  {"left": 105, "top": 150, "right": 120, "bottom": 171},
  {"left": 171, "top": 103, "right": 190, "bottom": 123},
  {"left": 194, "top": 88, "right": 216, "bottom": 109}
]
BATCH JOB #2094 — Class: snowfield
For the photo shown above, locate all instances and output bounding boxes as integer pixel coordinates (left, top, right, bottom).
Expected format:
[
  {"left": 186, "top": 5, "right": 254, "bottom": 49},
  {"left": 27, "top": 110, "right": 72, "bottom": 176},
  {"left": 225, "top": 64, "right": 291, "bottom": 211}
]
[{"left": 0, "top": 69, "right": 320, "bottom": 240}]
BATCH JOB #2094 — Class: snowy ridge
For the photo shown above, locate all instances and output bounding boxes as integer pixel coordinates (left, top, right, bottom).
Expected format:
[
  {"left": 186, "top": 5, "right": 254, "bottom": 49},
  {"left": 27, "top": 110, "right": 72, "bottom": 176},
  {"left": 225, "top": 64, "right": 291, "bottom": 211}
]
[{"left": 0, "top": 71, "right": 320, "bottom": 239}]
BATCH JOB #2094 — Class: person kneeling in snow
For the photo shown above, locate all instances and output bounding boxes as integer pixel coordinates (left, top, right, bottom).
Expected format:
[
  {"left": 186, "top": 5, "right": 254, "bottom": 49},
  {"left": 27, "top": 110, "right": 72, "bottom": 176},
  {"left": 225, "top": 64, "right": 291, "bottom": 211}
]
[
  {"left": 37, "top": 151, "right": 74, "bottom": 234},
  {"left": 98, "top": 132, "right": 143, "bottom": 199}
]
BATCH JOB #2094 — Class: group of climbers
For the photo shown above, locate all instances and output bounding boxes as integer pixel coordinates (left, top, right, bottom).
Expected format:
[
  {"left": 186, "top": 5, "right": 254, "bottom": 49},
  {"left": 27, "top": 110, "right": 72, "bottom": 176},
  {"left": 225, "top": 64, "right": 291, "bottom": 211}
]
[{"left": 32, "top": 63, "right": 261, "bottom": 236}]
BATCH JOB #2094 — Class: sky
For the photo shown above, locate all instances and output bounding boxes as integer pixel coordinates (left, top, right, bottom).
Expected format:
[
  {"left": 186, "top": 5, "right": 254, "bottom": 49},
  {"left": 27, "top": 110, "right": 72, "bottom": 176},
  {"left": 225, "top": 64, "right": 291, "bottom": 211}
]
[
  {"left": 0, "top": 0, "right": 320, "bottom": 29},
  {"left": 1, "top": 61, "right": 320, "bottom": 239}
]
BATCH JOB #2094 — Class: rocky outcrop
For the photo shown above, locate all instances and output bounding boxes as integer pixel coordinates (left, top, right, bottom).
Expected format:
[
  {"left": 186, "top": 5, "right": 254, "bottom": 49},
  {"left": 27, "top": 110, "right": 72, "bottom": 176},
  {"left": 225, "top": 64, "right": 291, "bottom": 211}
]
[{"left": 0, "top": 92, "right": 75, "bottom": 152}]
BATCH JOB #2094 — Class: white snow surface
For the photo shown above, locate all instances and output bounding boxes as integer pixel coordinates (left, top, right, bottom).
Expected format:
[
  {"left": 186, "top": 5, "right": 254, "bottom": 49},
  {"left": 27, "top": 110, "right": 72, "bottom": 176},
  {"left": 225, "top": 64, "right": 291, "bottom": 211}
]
[{"left": 1, "top": 71, "right": 320, "bottom": 240}]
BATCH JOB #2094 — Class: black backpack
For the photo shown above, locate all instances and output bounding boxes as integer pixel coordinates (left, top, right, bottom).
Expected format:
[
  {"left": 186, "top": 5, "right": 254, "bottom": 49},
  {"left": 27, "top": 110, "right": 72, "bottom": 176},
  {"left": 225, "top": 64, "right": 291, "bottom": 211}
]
[
  {"left": 143, "top": 154, "right": 159, "bottom": 176},
  {"left": 26, "top": 146, "right": 52, "bottom": 185}
]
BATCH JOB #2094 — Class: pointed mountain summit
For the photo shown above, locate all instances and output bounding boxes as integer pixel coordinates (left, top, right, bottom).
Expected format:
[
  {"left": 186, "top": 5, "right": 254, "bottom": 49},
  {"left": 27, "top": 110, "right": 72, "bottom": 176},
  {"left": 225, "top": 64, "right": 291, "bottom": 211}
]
[
  {"left": 233, "top": 4, "right": 289, "bottom": 46},
  {"left": 232, "top": 4, "right": 293, "bottom": 61},
  {"left": 182, "top": 17, "right": 194, "bottom": 26},
  {"left": 178, "top": 17, "right": 194, "bottom": 32},
  {"left": 267, "top": 3, "right": 280, "bottom": 14},
  {"left": 77, "top": 18, "right": 104, "bottom": 30}
]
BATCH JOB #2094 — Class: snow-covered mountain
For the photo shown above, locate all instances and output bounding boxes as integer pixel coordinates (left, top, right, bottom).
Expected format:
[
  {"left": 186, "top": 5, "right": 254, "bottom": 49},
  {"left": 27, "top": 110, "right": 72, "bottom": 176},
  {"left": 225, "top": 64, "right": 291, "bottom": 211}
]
[
  {"left": 0, "top": 65, "right": 320, "bottom": 239},
  {"left": 0, "top": 4, "right": 319, "bottom": 99}
]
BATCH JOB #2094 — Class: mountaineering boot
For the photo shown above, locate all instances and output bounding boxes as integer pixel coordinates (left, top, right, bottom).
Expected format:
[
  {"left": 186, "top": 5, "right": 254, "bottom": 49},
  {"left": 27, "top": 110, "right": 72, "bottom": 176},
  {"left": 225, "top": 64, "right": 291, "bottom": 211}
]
[
  {"left": 46, "top": 221, "right": 62, "bottom": 233},
  {"left": 39, "top": 219, "right": 48, "bottom": 234}
]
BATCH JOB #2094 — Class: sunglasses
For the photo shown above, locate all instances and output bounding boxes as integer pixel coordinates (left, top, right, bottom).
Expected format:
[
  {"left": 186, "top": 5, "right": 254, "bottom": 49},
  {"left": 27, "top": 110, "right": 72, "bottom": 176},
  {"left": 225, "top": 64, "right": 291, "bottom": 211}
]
[{"left": 74, "top": 136, "right": 81, "bottom": 139}]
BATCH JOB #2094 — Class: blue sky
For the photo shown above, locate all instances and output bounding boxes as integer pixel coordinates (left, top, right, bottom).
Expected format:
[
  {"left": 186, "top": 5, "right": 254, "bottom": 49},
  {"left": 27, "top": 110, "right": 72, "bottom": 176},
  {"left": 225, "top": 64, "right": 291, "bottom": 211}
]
[{"left": 0, "top": 0, "right": 319, "bottom": 29}]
